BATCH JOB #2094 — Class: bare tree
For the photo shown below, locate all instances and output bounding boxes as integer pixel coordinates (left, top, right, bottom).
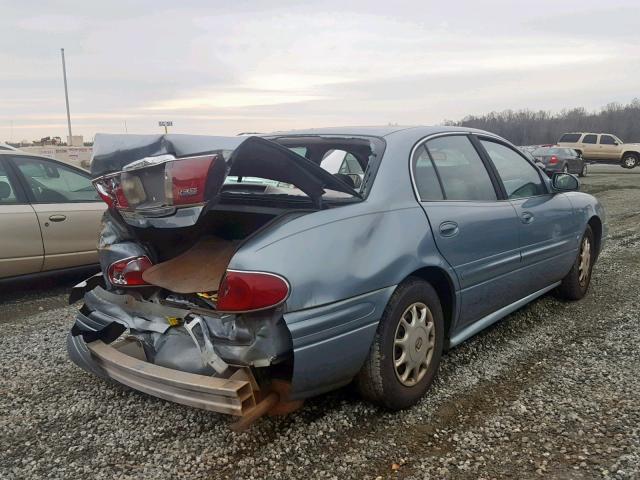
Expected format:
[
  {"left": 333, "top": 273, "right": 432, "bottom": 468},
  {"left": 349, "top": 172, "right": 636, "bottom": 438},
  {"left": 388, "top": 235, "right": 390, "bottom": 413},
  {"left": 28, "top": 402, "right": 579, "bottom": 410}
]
[{"left": 445, "top": 99, "right": 640, "bottom": 145}]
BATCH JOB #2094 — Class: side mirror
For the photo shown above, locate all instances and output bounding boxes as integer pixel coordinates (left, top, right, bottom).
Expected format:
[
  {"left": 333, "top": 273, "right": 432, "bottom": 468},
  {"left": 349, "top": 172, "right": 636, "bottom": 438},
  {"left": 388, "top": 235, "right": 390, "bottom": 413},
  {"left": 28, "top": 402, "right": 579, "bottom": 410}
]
[{"left": 552, "top": 172, "right": 579, "bottom": 192}]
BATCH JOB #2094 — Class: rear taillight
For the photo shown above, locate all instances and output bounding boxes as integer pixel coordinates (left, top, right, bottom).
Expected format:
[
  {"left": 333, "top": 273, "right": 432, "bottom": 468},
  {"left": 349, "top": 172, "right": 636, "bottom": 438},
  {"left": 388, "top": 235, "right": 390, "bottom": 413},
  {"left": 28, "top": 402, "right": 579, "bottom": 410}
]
[
  {"left": 93, "top": 154, "right": 217, "bottom": 210},
  {"left": 216, "top": 270, "right": 289, "bottom": 312},
  {"left": 94, "top": 175, "right": 129, "bottom": 209},
  {"left": 107, "top": 256, "right": 153, "bottom": 286},
  {"left": 165, "top": 156, "right": 215, "bottom": 206},
  {"left": 549, "top": 155, "right": 558, "bottom": 165}
]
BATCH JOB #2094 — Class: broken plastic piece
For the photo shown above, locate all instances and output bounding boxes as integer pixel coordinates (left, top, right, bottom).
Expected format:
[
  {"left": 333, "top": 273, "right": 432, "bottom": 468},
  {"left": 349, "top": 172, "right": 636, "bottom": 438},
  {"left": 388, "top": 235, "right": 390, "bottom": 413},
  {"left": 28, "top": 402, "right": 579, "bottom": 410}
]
[{"left": 184, "top": 315, "right": 229, "bottom": 374}]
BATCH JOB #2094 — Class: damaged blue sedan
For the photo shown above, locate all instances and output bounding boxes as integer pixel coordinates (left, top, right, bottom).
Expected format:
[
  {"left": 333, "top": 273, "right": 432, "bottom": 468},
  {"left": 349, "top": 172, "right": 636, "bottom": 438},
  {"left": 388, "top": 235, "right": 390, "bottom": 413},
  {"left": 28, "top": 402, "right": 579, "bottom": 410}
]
[{"left": 68, "top": 126, "right": 606, "bottom": 428}]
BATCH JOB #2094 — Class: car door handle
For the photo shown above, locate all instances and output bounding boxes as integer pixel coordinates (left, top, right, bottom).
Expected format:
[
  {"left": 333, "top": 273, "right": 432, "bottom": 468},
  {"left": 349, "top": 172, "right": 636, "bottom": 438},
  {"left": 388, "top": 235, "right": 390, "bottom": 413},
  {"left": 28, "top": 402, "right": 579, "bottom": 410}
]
[
  {"left": 48, "top": 214, "right": 67, "bottom": 222},
  {"left": 521, "top": 212, "right": 534, "bottom": 224},
  {"left": 439, "top": 221, "right": 459, "bottom": 237}
]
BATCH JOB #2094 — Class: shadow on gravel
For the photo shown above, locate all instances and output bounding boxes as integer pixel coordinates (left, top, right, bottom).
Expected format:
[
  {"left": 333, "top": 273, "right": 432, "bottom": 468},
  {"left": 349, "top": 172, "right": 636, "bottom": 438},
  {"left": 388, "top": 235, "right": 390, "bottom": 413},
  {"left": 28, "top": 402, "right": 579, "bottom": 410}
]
[{"left": 0, "top": 267, "right": 99, "bottom": 320}]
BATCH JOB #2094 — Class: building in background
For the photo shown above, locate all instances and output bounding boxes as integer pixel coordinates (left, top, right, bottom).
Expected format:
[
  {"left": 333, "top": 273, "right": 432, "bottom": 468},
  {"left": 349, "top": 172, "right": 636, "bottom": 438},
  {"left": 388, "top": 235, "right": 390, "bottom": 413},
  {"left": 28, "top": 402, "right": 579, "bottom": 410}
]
[{"left": 17, "top": 135, "right": 93, "bottom": 169}]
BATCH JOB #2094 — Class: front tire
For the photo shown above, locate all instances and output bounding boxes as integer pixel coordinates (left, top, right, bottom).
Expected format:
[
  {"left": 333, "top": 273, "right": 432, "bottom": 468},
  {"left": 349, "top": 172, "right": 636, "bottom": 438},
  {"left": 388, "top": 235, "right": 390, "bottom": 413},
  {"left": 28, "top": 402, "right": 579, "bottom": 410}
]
[
  {"left": 556, "top": 225, "right": 595, "bottom": 300},
  {"left": 621, "top": 153, "right": 638, "bottom": 169},
  {"left": 356, "top": 278, "right": 444, "bottom": 410}
]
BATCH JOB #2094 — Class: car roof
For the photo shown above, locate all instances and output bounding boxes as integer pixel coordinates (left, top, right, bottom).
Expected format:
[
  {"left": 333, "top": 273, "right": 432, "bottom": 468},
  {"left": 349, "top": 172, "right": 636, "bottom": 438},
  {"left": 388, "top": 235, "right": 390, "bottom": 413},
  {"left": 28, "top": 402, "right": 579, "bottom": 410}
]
[
  {"left": 0, "top": 143, "right": 19, "bottom": 151},
  {"left": 0, "top": 149, "right": 49, "bottom": 158},
  {"left": 266, "top": 125, "right": 490, "bottom": 139}
]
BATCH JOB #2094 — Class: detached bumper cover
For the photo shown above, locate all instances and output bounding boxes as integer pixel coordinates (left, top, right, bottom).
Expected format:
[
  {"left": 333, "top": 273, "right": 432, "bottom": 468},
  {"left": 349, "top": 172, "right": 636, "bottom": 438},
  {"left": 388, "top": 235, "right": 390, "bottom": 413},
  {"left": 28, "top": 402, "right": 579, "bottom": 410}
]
[{"left": 71, "top": 336, "right": 257, "bottom": 416}]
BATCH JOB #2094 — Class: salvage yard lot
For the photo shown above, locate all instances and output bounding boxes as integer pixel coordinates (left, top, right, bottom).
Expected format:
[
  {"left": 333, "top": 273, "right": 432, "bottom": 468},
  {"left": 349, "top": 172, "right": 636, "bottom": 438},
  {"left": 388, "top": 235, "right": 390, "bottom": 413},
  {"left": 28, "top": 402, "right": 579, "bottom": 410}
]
[{"left": 1, "top": 167, "right": 639, "bottom": 479}]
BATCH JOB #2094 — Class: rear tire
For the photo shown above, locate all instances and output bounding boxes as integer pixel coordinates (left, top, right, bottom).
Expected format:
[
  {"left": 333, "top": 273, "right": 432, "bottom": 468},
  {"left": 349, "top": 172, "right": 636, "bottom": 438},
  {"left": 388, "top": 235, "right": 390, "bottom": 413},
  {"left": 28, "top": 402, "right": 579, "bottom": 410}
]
[
  {"left": 556, "top": 225, "right": 595, "bottom": 301},
  {"left": 562, "top": 164, "right": 569, "bottom": 174},
  {"left": 356, "top": 278, "right": 444, "bottom": 410},
  {"left": 621, "top": 153, "right": 638, "bottom": 169},
  {"left": 579, "top": 162, "right": 588, "bottom": 177}
]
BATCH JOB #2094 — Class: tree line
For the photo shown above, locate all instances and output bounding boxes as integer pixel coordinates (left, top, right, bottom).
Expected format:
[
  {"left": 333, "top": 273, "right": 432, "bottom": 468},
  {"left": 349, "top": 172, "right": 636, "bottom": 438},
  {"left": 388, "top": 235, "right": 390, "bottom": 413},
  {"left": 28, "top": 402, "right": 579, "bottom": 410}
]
[{"left": 445, "top": 99, "right": 640, "bottom": 146}]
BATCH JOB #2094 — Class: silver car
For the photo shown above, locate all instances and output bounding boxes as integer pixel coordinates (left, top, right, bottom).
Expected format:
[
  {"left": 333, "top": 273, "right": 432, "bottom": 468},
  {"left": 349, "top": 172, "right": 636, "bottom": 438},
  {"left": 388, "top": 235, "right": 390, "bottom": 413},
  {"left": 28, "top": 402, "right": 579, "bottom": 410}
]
[{"left": 0, "top": 151, "right": 105, "bottom": 280}]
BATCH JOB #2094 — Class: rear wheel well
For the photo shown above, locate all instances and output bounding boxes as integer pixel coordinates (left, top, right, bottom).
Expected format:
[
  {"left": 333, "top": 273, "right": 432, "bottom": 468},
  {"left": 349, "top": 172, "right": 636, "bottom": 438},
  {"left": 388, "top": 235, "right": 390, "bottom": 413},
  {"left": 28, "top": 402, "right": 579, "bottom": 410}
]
[
  {"left": 406, "top": 267, "right": 455, "bottom": 341},
  {"left": 622, "top": 151, "right": 639, "bottom": 158},
  {"left": 588, "top": 216, "right": 603, "bottom": 259}
]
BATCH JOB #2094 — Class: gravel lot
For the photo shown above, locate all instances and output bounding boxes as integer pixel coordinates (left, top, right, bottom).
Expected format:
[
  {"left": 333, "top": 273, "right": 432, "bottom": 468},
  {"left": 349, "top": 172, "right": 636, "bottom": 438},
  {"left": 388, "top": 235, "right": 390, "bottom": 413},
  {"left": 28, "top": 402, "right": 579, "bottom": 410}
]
[{"left": 1, "top": 167, "right": 639, "bottom": 479}]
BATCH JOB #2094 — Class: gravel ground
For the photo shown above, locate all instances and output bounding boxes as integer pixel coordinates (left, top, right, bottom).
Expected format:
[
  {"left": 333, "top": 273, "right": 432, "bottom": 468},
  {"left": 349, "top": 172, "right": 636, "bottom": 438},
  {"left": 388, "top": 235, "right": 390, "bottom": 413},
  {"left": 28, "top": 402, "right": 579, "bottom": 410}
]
[{"left": 1, "top": 171, "right": 639, "bottom": 479}]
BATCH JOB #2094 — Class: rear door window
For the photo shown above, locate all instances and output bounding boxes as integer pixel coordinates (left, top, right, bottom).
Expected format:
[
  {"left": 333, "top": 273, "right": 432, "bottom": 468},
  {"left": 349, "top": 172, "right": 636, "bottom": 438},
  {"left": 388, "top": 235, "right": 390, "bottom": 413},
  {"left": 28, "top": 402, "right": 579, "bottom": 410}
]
[
  {"left": 423, "top": 135, "right": 497, "bottom": 201},
  {"left": 583, "top": 134, "right": 597, "bottom": 144}
]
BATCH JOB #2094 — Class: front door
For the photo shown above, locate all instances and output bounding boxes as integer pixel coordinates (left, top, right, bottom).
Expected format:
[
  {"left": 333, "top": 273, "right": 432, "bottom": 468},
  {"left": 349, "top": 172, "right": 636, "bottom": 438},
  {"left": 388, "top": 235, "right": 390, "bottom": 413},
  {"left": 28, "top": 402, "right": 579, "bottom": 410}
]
[
  {"left": 0, "top": 157, "right": 44, "bottom": 278},
  {"left": 412, "top": 134, "right": 522, "bottom": 328},
  {"left": 10, "top": 156, "right": 106, "bottom": 271},
  {"left": 598, "top": 134, "right": 622, "bottom": 162},
  {"left": 478, "top": 139, "right": 579, "bottom": 295}
]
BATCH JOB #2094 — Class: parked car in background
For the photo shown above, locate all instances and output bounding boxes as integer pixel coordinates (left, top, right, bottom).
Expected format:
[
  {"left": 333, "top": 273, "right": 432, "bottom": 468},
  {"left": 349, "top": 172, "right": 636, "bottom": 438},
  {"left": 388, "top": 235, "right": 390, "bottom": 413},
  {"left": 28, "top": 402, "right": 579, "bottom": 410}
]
[
  {"left": 67, "top": 127, "right": 606, "bottom": 428},
  {"left": 532, "top": 146, "right": 587, "bottom": 177},
  {"left": 519, "top": 144, "right": 552, "bottom": 154},
  {"left": 557, "top": 132, "right": 640, "bottom": 168},
  {"left": 0, "top": 151, "right": 105, "bottom": 280},
  {"left": 0, "top": 142, "right": 19, "bottom": 151}
]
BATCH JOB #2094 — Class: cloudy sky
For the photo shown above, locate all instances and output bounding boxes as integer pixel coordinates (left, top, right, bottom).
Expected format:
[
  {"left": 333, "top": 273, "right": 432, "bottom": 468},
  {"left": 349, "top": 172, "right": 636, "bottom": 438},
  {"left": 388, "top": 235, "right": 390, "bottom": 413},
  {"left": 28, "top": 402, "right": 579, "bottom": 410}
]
[{"left": 1, "top": 0, "right": 639, "bottom": 142}]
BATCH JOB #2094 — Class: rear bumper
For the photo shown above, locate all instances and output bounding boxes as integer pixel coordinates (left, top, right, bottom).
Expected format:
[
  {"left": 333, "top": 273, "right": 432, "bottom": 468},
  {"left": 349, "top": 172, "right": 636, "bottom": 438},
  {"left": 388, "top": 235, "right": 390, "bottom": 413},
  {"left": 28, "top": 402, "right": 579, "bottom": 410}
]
[{"left": 69, "top": 335, "right": 258, "bottom": 416}]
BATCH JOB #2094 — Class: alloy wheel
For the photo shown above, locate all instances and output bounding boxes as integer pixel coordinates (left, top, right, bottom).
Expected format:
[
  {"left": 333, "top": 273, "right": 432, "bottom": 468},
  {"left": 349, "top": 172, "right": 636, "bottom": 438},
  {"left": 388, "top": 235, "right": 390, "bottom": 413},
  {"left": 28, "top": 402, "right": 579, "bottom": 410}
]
[
  {"left": 623, "top": 155, "right": 637, "bottom": 168},
  {"left": 393, "top": 302, "right": 435, "bottom": 387},
  {"left": 578, "top": 236, "right": 591, "bottom": 287}
]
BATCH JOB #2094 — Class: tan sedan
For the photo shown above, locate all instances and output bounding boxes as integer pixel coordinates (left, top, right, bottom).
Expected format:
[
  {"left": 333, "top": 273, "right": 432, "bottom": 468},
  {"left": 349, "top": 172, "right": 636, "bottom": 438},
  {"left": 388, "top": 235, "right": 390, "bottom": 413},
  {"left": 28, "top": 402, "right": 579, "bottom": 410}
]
[{"left": 0, "top": 151, "right": 105, "bottom": 280}]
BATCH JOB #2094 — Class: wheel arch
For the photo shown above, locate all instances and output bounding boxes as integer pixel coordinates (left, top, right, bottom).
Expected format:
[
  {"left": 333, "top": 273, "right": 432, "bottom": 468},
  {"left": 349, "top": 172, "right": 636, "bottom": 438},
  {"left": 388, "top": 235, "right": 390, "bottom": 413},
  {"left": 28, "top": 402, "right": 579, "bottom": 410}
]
[
  {"left": 404, "top": 266, "right": 457, "bottom": 343},
  {"left": 587, "top": 215, "right": 603, "bottom": 260}
]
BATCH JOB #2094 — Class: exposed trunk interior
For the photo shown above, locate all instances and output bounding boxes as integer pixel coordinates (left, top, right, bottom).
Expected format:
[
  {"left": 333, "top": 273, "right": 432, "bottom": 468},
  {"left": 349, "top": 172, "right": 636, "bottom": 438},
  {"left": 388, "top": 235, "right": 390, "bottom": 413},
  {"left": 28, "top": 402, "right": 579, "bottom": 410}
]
[{"left": 133, "top": 207, "right": 307, "bottom": 295}]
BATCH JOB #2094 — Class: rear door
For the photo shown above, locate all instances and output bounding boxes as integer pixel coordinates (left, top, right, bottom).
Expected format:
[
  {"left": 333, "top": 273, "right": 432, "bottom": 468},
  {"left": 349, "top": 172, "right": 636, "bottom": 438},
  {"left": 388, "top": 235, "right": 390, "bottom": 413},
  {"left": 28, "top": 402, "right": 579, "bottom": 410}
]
[
  {"left": 478, "top": 139, "right": 579, "bottom": 295},
  {"left": 9, "top": 156, "right": 106, "bottom": 271},
  {"left": 0, "top": 156, "right": 44, "bottom": 278},
  {"left": 581, "top": 134, "right": 599, "bottom": 160},
  {"left": 412, "top": 134, "right": 522, "bottom": 328}
]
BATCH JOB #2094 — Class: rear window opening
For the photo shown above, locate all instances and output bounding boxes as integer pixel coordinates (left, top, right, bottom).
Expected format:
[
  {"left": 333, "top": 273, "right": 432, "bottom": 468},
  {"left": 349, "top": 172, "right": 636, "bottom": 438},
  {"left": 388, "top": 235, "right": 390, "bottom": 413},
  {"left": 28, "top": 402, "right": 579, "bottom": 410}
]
[
  {"left": 559, "top": 133, "right": 582, "bottom": 143},
  {"left": 92, "top": 134, "right": 385, "bottom": 217}
]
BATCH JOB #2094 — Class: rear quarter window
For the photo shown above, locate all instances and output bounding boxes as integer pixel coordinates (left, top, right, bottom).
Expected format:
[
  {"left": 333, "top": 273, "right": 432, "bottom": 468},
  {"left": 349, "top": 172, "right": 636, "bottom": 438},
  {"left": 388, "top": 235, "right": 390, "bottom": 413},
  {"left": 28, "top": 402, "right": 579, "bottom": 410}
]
[{"left": 559, "top": 133, "right": 581, "bottom": 143}]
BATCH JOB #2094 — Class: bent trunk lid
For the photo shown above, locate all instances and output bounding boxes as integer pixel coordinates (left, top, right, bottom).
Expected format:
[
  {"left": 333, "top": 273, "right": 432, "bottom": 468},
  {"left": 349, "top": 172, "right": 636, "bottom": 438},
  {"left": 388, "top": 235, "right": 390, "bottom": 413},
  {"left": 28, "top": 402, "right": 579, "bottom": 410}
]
[{"left": 91, "top": 134, "right": 360, "bottom": 226}]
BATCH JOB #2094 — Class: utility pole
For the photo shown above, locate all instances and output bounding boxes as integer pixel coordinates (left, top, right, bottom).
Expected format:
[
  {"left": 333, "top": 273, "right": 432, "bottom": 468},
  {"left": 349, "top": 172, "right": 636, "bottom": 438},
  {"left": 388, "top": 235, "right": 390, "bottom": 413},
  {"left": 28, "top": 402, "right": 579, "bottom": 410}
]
[{"left": 60, "top": 48, "right": 73, "bottom": 145}]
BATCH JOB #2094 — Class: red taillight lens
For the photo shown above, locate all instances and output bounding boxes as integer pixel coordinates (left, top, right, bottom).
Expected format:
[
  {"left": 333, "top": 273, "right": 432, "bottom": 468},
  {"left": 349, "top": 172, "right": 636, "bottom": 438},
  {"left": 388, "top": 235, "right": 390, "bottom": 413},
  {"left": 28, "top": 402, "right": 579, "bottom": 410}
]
[
  {"left": 165, "top": 156, "right": 216, "bottom": 206},
  {"left": 549, "top": 155, "right": 558, "bottom": 165},
  {"left": 216, "top": 270, "right": 289, "bottom": 312},
  {"left": 94, "top": 180, "right": 115, "bottom": 208},
  {"left": 93, "top": 176, "right": 129, "bottom": 209},
  {"left": 107, "top": 256, "right": 153, "bottom": 286},
  {"left": 94, "top": 154, "right": 216, "bottom": 211}
]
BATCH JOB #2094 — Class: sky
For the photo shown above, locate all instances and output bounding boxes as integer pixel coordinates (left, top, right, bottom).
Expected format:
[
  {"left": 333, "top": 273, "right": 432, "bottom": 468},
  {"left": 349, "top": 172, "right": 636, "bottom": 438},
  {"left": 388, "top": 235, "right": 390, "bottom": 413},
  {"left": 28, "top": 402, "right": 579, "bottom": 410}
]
[{"left": 1, "top": 0, "right": 639, "bottom": 142}]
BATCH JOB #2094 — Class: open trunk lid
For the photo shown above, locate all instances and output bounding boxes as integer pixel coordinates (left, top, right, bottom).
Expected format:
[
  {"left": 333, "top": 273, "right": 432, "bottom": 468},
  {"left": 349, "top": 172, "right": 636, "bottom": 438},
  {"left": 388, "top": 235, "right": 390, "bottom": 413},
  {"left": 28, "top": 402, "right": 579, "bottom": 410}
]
[{"left": 91, "top": 133, "right": 360, "bottom": 227}]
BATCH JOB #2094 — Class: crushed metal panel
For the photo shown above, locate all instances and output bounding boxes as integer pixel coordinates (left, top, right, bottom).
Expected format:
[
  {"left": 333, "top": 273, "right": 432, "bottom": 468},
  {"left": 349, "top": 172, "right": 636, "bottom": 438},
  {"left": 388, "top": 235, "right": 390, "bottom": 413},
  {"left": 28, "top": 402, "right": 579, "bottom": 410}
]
[{"left": 142, "top": 236, "right": 237, "bottom": 293}]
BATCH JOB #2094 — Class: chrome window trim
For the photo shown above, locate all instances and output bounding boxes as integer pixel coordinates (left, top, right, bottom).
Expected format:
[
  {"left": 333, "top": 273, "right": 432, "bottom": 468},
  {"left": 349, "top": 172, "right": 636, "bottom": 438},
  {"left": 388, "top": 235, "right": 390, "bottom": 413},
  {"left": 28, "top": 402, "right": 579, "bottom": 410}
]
[
  {"left": 408, "top": 131, "right": 505, "bottom": 203},
  {"left": 409, "top": 131, "right": 552, "bottom": 203}
]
